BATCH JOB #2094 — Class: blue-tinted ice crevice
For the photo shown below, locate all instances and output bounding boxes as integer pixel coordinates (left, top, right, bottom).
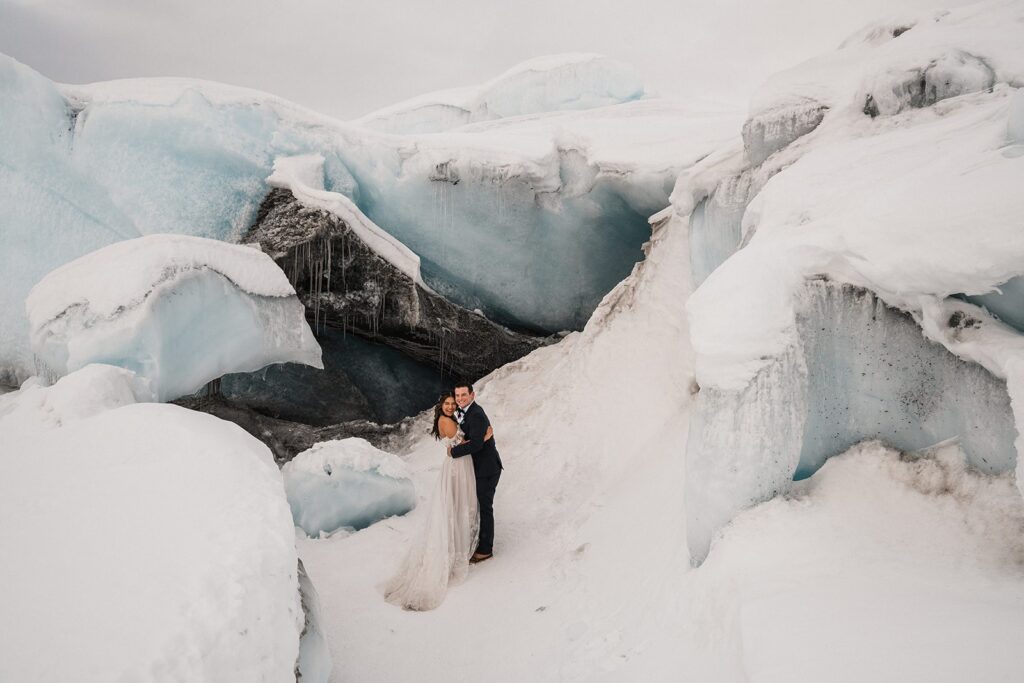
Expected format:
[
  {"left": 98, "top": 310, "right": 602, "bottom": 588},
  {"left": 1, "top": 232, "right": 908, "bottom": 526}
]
[{"left": 686, "top": 280, "right": 1018, "bottom": 564}]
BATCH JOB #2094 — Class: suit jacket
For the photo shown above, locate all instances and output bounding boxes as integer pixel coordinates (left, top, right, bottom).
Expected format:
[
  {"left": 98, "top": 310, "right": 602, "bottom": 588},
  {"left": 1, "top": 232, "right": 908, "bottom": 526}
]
[{"left": 450, "top": 402, "right": 503, "bottom": 477}]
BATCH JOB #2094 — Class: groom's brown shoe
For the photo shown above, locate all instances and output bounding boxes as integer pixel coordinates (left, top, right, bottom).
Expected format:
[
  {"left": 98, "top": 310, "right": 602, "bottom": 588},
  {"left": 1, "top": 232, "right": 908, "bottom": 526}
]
[{"left": 470, "top": 552, "right": 492, "bottom": 564}]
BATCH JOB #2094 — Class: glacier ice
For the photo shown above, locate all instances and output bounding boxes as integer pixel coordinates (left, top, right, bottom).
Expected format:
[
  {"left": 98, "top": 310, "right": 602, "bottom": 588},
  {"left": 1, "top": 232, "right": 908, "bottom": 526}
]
[
  {"left": 27, "top": 234, "right": 322, "bottom": 402},
  {"left": 682, "top": 13, "right": 1024, "bottom": 561},
  {"left": 283, "top": 438, "right": 416, "bottom": 536},
  {"left": 1, "top": 52, "right": 736, "bottom": 382},
  {"left": 353, "top": 53, "right": 645, "bottom": 134},
  {"left": 0, "top": 403, "right": 302, "bottom": 681},
  {"left": 686, "top": 280, "right": 1018, "bottom": 563}
]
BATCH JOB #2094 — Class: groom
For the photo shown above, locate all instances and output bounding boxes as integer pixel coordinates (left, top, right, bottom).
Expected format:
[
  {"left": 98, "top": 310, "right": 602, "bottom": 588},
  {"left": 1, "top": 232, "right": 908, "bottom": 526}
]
[{"left": 449, "top": 382, "right": 502, "bottom": 563}]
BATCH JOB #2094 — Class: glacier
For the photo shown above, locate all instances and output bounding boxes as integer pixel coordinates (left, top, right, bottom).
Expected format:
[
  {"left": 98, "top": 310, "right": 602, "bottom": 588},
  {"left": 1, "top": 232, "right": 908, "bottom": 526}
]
[
  {"left": 27, "top": 234, "right": 322, "bottom": 402},
  {"left": 283, "top": 438, "right": 416, "bottom": 536},
  {"left": 681, "top": 0, "right": 1024, "bottom": 563},
  {"left": 0, "top": 51, "right": 740, "bottom": 387}
]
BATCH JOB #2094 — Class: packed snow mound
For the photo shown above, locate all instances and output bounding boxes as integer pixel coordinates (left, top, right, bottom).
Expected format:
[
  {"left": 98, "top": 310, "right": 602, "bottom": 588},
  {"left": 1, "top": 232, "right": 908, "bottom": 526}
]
[
  {"left": 0, "top": 403, "right": 301, "bottom": 681},
  {"left": 0, "top": 364, "right": 154, "bottom": 446},
  {"left": 28, "top": 234, "right": 322, "bottom": 402},
  {"left": 284, "top": 438, "right": 416, "bottom": 536},
  {"left": 353, "top": 53, "right": 645, "bottom": 134},
  {"left": 693, "top": 440, "right": 1024, "bottom": 682}
]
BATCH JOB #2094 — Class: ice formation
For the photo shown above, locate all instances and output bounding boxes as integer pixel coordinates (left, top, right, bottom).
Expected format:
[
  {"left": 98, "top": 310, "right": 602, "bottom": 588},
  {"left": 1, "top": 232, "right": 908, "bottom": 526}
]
[
  {"left": 26, "top": 234, "right": 321, "bottom": 402},
  {"left": 0, "top": 52, "right": 739, "bottom": 385},
  {"left": 353, "top": 53, "right": 646, "bottom": 134},
  {"left": 0, "top": 402, "right": 303, "bottom": 681},
  {"left": 679, "top": 0, "right": 1024, "bottom": 563},
  {"left": 283, "top": 438, "right": 416, "bottom": 536}
]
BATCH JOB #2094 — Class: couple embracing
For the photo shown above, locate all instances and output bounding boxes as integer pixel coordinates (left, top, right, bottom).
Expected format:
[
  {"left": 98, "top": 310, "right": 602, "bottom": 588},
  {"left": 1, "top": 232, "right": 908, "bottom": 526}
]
[{"left": 384, "top": 382, "right": 502, "bottom": 611}]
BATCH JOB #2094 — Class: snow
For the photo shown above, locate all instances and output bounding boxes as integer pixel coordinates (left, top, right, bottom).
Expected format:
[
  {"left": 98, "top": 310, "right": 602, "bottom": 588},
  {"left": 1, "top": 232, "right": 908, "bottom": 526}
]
[
  {"left": 353, "top": 53, "right": 646, "bottom": 134},
  {"left": 678, "top": 1, "right": 1024, "bottom": 562},
  {"left": 283, "top": 439, "right": 416, "bottom": 537},
  {"left": 27, "top": 234, "right": 322, "bottom": 402},
  {"left": 0, "top": 364, "right": 154, "bottom": 446},
  {"left": 0, "top": 402, "right": 302, "bottom": 682}
]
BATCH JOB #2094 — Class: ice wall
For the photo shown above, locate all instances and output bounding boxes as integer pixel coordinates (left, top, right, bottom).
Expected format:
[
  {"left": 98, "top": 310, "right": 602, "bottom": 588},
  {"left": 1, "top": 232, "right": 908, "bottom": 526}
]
[
  {"left": 28, "top": 235, "right": 322, "bottom": 402},
  {"left": 686, "top": 280, "right": 1018, "bottom": 563},
  {"left": 1, "top": 53, "right": 731, "bottom": 382}
]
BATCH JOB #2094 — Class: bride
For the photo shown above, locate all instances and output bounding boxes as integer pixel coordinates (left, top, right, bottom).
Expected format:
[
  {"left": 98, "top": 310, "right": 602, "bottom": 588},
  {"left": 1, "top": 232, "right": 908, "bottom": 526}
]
[{"left": 384, "top": 393, "right": 491, "bottom": 611}]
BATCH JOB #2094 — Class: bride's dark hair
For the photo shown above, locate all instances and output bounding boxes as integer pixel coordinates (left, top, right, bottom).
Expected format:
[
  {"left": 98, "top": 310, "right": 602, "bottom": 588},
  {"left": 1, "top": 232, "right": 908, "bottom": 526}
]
[{"left": 431, "top": 392, "right": 457, "bottom": 440}]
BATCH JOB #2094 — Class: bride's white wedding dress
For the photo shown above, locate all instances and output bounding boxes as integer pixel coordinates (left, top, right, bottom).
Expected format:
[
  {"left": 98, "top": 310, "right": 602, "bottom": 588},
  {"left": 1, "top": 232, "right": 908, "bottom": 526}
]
[{"left": 384, "top": 430, "right": 479, "bottom": 611}]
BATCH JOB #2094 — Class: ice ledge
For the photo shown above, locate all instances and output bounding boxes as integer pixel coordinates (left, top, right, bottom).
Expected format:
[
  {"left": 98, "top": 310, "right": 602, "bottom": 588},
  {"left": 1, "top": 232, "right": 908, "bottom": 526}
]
[{"left": 267, "top": 154, "right": 429, "bottom": 290}]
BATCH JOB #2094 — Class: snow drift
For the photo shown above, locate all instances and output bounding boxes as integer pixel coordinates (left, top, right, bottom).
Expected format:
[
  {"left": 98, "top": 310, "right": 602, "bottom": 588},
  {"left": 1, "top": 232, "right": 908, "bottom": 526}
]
[{"left": 0, "top": 402, "right": 303, "bottom": 681}]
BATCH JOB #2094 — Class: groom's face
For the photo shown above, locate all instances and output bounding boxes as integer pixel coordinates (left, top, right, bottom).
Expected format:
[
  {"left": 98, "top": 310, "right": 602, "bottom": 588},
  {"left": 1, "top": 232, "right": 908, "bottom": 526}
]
[{"left": 454, "top": 387, "right": 473, "bottom": 409}]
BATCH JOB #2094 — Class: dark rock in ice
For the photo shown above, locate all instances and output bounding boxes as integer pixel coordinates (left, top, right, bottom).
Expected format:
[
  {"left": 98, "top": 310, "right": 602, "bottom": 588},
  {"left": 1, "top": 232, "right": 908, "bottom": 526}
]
[
  {"left": 173, "top": 392, "right": 422, "bottom": 464},
  {"left": 246, "top": 189, "right": 546, "bottom": 383},
  {"left": 220, "top": 327, "right": 451, "bottom": 426},
  {"left": 861, "top": 50, "right": 995, "bottom": 117}
]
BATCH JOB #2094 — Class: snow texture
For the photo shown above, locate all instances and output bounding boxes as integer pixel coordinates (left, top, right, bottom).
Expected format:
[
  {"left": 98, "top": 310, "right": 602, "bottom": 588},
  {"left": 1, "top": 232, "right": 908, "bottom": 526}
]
[
  {"left": 0, "top": 363, "right": 154, "bottom": 446},
  {"left": 0, "top": 402, "right": 302, "bottom": 682},
  {"left": 284, "top": 438, "right": 416, "bottom": 537},
  {"left": 353, "top": 53, "right": 646, "bottom": 134},
  {"left": 27, "top": 234, "right": 322, "bottom": 402}
]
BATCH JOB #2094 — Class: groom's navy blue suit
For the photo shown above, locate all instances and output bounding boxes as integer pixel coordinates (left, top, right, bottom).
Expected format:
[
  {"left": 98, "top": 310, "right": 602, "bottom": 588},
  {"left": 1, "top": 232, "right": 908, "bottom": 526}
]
[{"left": 451, "top": 401, "right": 502, "bottom": 555}]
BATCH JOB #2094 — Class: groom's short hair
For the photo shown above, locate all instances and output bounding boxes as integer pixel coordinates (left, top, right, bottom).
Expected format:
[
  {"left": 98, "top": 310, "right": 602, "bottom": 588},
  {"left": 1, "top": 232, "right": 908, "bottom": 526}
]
[{"left": 454, "top": 381, "right": 474, "bottom": 393}]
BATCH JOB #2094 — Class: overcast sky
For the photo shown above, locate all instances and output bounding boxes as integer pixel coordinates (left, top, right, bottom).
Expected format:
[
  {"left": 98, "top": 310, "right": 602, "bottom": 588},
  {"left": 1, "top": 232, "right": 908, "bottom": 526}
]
[{"left": 0, "top": 0, "right": 973, "bottom": 120}]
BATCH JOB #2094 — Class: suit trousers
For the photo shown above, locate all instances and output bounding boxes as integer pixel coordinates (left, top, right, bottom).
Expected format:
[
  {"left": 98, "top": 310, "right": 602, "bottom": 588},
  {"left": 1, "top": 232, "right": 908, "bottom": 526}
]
[{"left": 475, "top": 471, "right": 500, "bottom": 555}]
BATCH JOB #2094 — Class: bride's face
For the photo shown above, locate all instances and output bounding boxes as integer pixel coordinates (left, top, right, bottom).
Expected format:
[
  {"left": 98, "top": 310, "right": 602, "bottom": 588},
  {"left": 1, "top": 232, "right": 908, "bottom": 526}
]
[{"left": 441, "top": 397, "right": 456, "bottom": 416}]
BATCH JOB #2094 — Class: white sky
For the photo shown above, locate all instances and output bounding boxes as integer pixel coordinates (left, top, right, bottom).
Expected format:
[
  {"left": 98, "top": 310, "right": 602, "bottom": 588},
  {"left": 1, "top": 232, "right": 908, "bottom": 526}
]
[{"left": 0, "top": 0, "right": 974, "bottom": 120}]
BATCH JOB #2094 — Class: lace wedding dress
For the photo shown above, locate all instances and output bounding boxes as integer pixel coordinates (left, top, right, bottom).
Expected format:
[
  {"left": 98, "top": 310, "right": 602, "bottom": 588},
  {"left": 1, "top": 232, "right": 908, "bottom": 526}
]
[{"left": 384, "top": 431, "right": 479, "bottom": 611}]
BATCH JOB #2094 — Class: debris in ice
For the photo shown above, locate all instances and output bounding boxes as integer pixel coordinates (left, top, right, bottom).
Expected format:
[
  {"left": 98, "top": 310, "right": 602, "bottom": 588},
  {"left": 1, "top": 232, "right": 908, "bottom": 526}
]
[
  {"left": 27, "top": 234, "right": 322, "bottom": 402},
  {"left": 283, "top": 438, "right": 416, "bottom": 536}
]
